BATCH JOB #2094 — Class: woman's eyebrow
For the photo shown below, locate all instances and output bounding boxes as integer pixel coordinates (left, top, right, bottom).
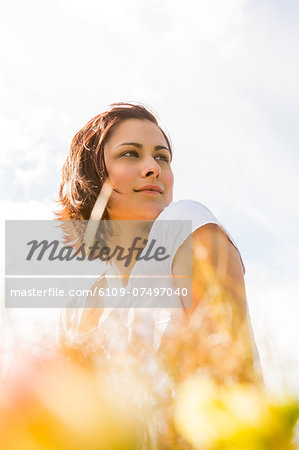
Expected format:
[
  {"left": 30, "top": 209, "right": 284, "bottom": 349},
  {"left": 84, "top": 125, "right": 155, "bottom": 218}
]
[{"left": 116, "top": 142, "right": 170, "bottom": 153}]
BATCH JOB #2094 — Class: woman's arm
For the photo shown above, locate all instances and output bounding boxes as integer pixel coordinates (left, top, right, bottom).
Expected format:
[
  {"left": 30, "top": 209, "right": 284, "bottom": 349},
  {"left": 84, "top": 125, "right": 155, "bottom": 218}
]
[
  {"left": 78, "top": 276, "right": 107, "bottom": 333},
  {"left": 172, "top": 223, "right": 247, "bottom": 319},
  {"left": 172, "top": 223, "right": 260, "bottom": 382}
]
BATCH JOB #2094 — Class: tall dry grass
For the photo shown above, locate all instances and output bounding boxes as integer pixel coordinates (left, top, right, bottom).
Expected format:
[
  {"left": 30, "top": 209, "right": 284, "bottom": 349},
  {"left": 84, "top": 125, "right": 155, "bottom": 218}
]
[{"left": 1, "top": 235, "right": 298, "bottom": 449}]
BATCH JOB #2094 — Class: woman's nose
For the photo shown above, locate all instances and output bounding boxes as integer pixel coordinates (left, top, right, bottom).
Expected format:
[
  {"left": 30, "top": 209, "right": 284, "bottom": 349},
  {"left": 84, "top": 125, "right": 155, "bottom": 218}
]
[{"left": 141, "top": 157, "right": 161, "bottom": 178}]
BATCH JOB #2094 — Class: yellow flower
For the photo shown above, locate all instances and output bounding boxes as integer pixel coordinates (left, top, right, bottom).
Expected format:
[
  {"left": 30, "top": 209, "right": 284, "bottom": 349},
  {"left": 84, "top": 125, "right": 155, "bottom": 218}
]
[{"left": 174, "top": 375, "right": 299, "bottom": 449}]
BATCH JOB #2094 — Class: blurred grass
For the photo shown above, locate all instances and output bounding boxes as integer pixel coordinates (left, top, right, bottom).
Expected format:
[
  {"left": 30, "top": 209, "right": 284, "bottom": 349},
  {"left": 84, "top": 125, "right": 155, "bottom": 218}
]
[{"left": 1, "top": 239, "right": 298, "bottom": 449}]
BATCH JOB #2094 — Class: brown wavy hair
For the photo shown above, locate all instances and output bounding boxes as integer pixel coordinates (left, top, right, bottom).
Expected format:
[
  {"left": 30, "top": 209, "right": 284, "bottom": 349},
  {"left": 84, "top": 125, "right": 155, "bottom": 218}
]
[{"left": 56, "top": 103, "right": 172, "bottom": 221}]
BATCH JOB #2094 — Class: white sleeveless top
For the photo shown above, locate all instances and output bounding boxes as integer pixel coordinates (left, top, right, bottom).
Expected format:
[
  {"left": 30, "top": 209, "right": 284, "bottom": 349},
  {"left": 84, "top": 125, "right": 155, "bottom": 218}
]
[
  {"left": 126, "top": 200, "right": 244, "bottom": 351},
  {"left": 63, "top": 200, "right": 246, "bottom": 353}
]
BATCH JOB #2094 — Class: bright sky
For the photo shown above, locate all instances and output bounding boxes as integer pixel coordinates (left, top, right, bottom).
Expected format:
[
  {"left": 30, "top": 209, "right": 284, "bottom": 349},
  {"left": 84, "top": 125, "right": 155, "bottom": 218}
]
[{"left": 0, "top": 0, "right": 298, "bottom": 393}]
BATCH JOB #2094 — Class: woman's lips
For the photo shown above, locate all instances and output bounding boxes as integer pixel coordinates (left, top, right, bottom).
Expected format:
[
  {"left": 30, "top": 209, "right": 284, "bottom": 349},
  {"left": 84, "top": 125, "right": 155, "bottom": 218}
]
[
  {"left": 134, "top": 185, "right": 163, "bottom": 195},
  {"left": 137, "top": 189, "right": 161, "bottom": 195}
]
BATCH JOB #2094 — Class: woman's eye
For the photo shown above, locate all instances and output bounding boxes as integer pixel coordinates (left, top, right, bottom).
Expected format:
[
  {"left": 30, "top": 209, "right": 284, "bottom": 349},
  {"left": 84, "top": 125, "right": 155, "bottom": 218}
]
[
  {"left": 155, "top": 154, "right": 170, "bottom": 163},
  {"left": 121, "top": 151, "right": 139, "bottom": 157},
  {"left": 120, "top": 151, "right": 170, "bottom": 163}
]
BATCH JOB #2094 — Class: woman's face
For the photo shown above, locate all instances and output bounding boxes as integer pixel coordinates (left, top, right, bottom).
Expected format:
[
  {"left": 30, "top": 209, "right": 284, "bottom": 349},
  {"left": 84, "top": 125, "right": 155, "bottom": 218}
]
[{"left": 104, "top": 118, "right": 174, "bottom": 220}]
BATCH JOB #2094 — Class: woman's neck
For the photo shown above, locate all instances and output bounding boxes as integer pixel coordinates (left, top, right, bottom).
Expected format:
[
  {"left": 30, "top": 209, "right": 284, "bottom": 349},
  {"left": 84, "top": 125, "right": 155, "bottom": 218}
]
[{"left": 105, "top": 220, "right": 153, "bottom": 283}]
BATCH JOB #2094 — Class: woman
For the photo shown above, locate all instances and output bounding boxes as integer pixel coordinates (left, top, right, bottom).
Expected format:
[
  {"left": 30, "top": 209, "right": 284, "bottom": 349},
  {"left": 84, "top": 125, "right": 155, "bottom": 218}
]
[{"left": 57, "top": 103, "right": 260, "bottom": 380}]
